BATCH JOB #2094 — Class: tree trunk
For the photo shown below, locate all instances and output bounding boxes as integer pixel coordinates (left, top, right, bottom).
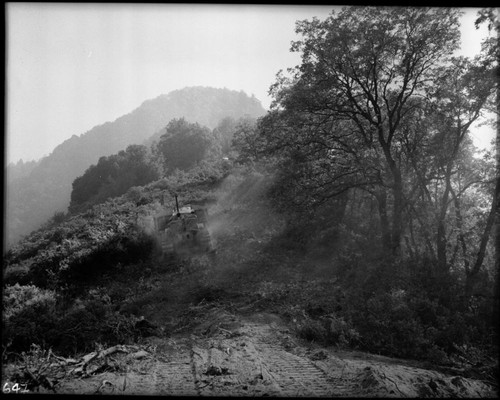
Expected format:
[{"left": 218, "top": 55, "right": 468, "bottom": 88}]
[
  {"left": 337, "top": 190, "right": 349, "bottom": 223},
  {"left": 450, "top": 187, "right": 469, "bottom": 272},
  {"left": 379, "top": 139, "right": 404, "bottom": 256},
  {"left": 376, "top": 190, "right": 391, "bottom": 252},
  {"left": 391, "top": 172, "right": 404, "bottom": 256},
  {"left": 437, "top": 167, "right": 453, "bottom": 274},
  {"left": 436, "top": 220, "right": 448, "bottom": 272},
  {"left": 465, "top": 174, "right": 500, "bottom": 300}
]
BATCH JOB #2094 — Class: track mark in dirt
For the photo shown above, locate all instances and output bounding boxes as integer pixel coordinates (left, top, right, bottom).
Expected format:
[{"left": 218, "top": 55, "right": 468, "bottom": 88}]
[
  {"left": 248, "top": 323, "right": 345, "bottom": 397},
  {"left": 153, "top": 357, "right": 198, "bottom": 396},
  {"left": 185, "top": 319, "right": 345, "bottom": 397},
  {"left": 23, "top": 313, "right": 496, "bottom": 397},
  {"left": 257, "top": 344, "right": 335, "bottom": 396}
]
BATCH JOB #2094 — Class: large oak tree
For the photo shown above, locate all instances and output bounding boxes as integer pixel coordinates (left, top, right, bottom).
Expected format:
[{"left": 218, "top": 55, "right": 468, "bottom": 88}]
[{"left": 259, "top": 7, "right": 494, "bottom": 260}]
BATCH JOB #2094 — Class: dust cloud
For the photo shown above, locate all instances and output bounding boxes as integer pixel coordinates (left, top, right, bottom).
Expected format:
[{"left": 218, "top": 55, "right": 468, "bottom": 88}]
[
  {"left": 207, "top": 169, "right": 283, "bottom": 244},
  {"left": 201, "top": 168, "right": 287, "bottom": 281}
]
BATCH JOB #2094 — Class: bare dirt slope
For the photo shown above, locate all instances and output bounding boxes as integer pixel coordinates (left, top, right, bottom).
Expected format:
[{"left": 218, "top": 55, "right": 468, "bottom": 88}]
[{"left": 11, "top": 310, "right": 495, "bottom": 397}]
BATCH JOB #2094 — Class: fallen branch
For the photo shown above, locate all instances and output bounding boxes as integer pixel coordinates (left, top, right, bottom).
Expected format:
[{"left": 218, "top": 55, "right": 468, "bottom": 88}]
[
  {"left": 53, "top": 355, "right": 79, "bottom": 365},
  {"left": 81, "top": 351, "right": 98, "bottom": 366},
  {"left": 218, "top": 327, "right": 233, "bottom": 336},
  {"left": 380, "top": 370, "right": 405, "bottom": 397},
  {"left": 98, "top": 345, "right": 129, "bottom": 358}
]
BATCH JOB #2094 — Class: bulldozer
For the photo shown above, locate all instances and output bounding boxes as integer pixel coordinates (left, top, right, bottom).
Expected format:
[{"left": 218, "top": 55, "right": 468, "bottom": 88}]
[{"left": 152, "top": 194, "right": 214, "bottom": 258}]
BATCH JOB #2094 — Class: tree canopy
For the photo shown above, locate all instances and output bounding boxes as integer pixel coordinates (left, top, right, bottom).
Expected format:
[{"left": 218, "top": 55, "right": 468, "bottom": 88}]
[
  {"left": 154, "top": 118, "right": 213, "bottom": 172},
  {"left": 70, "top": 144, "right": 160, "bottom": 212},
  {"left": 243, "top": 6, "right": 496, "bottom": 299}
]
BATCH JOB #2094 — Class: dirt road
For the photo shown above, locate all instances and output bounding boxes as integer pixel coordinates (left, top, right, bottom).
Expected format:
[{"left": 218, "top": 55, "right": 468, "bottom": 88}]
[{"left": 27, "top": 311, "right": 495, "bottom": 397}]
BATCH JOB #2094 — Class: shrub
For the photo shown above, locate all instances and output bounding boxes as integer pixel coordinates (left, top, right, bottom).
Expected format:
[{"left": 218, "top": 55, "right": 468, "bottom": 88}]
[
  {"left": 295, "top": 314, "right": 360, "bottom": 348},
  {"left": 55, "top": 301, "right": 137, "bottom": 355},
  {"left": 58, "top": 231, "right": 155, "bottom": 291},
  {"left": 296, "top": 318, "right": 327, "bottom": 342},
  {"left": 3, "top": 296, "right": 58, "bottom": 355},
  {"left": 325, "top": 315, "right": 360, "bottom": 347},
  {"left": 126, "top": 186, "right": 144, "bottom": 204},
  {"left": 52, "top": 211, "right": 67, "bottom": 225},
  {"left": 3, "top": 264, "right": 31, "bottom": 286},
  {"left": 3, "top": 284, "right": 56, "bottom": 320},
  {"left": 3, "top": 286, "right": 138, "bottom": 357}
]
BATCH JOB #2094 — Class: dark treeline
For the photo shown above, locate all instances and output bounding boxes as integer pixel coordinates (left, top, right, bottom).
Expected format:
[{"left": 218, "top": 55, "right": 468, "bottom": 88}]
[
  {"left": 69, "top": 116, "right": 256, "bottom": 213},
  {"left": 69, "top": 145, "right": 161, "bottom": 213}
]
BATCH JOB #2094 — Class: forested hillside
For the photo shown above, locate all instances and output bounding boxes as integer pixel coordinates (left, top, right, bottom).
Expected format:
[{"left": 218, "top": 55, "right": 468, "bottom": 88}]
[
  {"left": 6, "top": 87, "right": 266, "bottom": 248},
  {"left": 68, "top": 117, "right": 250, "bottom": 214},
  {"left": 2, "top": 6, "right": 497, "bottom": 397}
]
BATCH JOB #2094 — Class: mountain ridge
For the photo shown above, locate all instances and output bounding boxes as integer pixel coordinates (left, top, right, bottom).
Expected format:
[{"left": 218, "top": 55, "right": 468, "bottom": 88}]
[{"left": 5, "top": 86, "right": 266, "bottom": 248}]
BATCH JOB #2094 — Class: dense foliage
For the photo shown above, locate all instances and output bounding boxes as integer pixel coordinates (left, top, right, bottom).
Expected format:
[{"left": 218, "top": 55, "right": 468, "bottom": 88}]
[
  {"left": 68, "top": 115, "right": 259, "bottom": 214},
  {"left": 245, "top": 5, "right": 497, "bottom": 294},
  {"left": 3, "top": 154, "right": 231, "bottom": 356},
  {"left": 69, "top": 145, "right": 160, "bottom": 212},
  {"left": 236, "top": 6, "right": 498, "bottom": 364},
  {"left": 153, "top": 118, "right": 213, "bottom": 173}
]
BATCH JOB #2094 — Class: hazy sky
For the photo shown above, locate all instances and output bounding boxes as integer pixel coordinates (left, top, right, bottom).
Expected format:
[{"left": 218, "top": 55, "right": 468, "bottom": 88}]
[{"left": 5, "top": 4, "right": 495, "bottom": 164}]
